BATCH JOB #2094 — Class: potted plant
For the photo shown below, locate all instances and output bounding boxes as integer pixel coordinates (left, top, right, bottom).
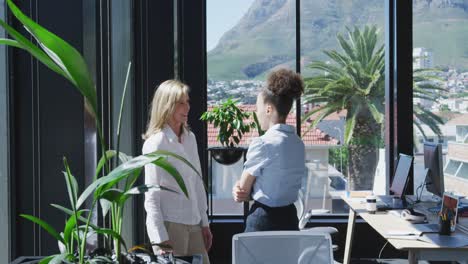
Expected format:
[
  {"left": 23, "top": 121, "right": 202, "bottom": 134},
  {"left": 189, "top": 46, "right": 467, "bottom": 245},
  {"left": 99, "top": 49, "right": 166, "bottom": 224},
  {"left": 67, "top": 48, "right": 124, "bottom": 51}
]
[
  {"left": 200, "top": 98, "right": 263, "bottom": 165},
  {"left": 0, "top": 0, "right": 199, "bottom": 263}
]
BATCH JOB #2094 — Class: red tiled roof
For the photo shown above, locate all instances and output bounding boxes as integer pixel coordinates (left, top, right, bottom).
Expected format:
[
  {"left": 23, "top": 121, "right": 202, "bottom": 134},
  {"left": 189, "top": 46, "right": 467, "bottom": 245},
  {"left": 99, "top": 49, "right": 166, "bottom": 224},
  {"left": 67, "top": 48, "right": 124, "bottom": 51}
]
[
  {"left": 301, "top": 104, "right": 347, "bottom": 121},
  {"left": 447, "top": 113, "right": 468, "bottom": 125},
  {"left": 206, "top": 105, "right": 339, "bottom": 147}
]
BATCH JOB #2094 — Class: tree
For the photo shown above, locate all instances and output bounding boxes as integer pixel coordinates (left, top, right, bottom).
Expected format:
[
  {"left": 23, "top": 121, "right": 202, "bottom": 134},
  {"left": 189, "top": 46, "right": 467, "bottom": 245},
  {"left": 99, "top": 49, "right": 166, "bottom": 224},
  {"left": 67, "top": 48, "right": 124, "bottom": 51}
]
[
  {"left": 303, "top": 26, "right": 447, "bottom": 190},
  {"left": 413, "top": 68, "right": 446, "bottom": 141},
  {"left": 303, "top": 26, "right": 385, "bottom": 190},
  {"left": 439, "top": 104, "right": 450, "bottom": 112}
]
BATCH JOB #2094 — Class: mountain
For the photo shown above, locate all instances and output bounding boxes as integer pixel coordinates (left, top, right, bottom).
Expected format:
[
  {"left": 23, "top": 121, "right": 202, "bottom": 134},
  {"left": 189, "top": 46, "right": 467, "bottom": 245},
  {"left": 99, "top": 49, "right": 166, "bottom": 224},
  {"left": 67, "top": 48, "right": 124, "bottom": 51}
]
[{"left": 207, "top": 0, "right": 468, "bottom": 80}]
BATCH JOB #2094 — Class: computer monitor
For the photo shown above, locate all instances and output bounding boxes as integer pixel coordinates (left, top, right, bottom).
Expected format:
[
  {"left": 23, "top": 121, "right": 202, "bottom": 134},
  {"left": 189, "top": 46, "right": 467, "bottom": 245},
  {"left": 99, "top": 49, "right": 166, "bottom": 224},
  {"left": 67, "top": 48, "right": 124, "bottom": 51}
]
[
  {"left": 390, "top": 154, "right": 413, "bottom": 199},
  {"left": 424, "top": 142, "right": 444, "bottom": 197}
]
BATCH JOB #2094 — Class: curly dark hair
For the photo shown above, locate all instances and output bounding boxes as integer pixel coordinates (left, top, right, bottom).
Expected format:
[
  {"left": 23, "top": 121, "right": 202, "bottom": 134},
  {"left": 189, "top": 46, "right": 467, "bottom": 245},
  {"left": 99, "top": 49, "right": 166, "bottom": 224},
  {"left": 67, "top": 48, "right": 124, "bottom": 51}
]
[{"left": 261, "top": 68, "right": 304, "bottom": 118}]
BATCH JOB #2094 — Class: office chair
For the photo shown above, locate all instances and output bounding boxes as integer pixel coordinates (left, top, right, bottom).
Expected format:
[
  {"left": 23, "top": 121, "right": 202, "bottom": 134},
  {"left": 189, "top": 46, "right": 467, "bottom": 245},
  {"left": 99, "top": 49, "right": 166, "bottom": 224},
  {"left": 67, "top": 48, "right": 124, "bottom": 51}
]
[
  {"left": 232, "top": 231, "right": 334, "bottom": 264},
  {"left": 296, "top": 162, "right": 339, "bottom": 245}
]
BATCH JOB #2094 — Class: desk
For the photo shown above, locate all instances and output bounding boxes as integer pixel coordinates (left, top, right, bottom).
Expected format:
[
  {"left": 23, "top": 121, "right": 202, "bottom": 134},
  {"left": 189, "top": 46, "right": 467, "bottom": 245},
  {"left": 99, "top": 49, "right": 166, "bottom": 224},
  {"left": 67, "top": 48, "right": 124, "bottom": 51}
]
[{"left": 343, "top": 196, "right": 468, "bottom": 264}]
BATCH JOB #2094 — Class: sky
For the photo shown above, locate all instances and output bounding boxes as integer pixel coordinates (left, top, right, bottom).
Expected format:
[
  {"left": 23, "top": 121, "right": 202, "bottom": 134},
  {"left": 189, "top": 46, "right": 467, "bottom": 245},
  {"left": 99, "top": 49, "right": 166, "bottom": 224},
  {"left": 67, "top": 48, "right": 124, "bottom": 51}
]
[{"left": 207, "top": 0, "right": 255, "bottom": 51}]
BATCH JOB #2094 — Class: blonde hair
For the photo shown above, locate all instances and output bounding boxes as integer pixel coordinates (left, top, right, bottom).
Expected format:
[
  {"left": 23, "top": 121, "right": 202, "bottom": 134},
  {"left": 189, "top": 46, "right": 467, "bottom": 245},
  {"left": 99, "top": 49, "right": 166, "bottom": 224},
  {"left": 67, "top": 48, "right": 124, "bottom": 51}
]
[{"left": 143, "top": 80, "right": 190, "bottom": 140}]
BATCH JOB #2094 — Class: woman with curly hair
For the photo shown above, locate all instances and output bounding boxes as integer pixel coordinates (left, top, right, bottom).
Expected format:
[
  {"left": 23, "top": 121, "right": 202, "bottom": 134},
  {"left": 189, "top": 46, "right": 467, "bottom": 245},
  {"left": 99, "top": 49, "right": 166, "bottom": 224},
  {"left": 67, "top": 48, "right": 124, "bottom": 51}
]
[{"left": 232, "top": 68, "right": 306, "bottom": 232}]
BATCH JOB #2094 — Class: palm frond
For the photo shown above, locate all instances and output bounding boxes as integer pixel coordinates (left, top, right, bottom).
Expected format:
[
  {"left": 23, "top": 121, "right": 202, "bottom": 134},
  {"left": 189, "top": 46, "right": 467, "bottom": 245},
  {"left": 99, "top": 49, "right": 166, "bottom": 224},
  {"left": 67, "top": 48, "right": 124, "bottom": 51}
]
[{"left": 413, "top": 120, "right": 428, "bottom": 141}]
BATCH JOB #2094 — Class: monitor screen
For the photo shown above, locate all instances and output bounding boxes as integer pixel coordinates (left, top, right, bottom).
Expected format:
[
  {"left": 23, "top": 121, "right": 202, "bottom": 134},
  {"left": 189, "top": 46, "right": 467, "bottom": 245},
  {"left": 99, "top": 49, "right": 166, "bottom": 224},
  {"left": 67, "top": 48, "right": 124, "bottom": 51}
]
[
  {"left": 424, "top": 142, "right": 444, "bottom": 197},
  {"left": 390, "top": 154, "right": 413, "bottom": 198}
]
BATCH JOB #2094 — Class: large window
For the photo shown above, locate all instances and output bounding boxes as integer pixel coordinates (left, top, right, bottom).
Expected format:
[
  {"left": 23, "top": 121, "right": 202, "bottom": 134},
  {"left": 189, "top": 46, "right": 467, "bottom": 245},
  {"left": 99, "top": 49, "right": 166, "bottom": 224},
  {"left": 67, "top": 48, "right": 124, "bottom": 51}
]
[
  {"left": 207, "top": 0, "right": 388, "bottom": 216},
  {"left": 207, "top": 0, "right": 295, "bottom": 215},
  {"left": 412, "top": 1, "right": 468, "bottom": 197},
  {"left": 300, "top": 1, "right": 386, "bottom": 214}
]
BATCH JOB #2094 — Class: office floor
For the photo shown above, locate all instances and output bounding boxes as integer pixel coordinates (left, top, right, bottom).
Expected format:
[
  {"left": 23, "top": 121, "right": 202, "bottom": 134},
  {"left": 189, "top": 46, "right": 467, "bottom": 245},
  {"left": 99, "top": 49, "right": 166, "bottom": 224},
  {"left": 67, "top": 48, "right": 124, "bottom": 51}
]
[
  {"left": 214, "top": 258, "right": 445, "bottom": 263},
  {"left": 351, "top": 259, "right": 452, "bottom": 264}
]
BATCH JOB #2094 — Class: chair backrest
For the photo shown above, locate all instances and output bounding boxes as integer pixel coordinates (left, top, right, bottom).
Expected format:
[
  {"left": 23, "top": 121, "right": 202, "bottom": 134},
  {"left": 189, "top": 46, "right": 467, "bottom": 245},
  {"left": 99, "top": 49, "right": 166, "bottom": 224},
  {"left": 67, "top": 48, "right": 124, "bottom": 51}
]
[
  {"left": 296, "top": 162, "right": 330, "bottom": 229},
  {"left": 232, "top": 231, "right": 334, "bottom": 264}
]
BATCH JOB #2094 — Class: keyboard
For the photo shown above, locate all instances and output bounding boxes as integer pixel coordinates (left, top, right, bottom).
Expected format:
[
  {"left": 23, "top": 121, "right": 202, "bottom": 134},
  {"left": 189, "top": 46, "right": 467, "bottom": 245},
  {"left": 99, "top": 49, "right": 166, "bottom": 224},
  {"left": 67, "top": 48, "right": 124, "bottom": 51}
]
[
  {"left": 413, "top": 223, "right": 439, "bottom": 233},
  {"left": 377, "top": 196, "right": 406, "bottom": 210}
]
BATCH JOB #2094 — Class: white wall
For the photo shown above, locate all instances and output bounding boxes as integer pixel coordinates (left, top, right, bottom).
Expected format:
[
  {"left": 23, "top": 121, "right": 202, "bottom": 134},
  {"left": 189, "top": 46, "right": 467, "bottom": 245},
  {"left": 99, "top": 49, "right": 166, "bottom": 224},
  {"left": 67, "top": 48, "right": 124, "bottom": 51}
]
[{"left": 212, "top": 159, "right": 244, "bottom": 199}]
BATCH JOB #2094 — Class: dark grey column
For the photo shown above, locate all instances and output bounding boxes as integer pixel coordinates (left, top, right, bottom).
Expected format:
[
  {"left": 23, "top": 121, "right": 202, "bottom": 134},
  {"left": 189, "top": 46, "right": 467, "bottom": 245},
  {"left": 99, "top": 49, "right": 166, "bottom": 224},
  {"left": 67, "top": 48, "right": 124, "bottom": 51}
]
[
  {"left": 133, "top": 0, "right": 176, "bottom": 244},
  {"left": 385, "top": 0, "right": 413, "bottom": 192},
  {"left": 9, "top": 0, "right": 86, "bottom": 257},
  {"left": 178, "top": 0, "right": 208, "bottom": 182},
  {"left": 0, "top": 0, "right": 10, "bottom": 262}
]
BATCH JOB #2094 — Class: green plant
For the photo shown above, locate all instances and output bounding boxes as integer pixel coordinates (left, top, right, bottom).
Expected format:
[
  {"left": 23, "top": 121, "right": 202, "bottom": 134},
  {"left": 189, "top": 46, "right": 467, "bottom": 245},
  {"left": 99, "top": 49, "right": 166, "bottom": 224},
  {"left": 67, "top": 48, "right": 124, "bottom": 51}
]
[
  {"left": 413, "top": 68, "right": 446, "bottom": 140},
  {"left": 303, "top": 25, "right": 447, "bottom": 190},
  {"left": 303, "top": 25, "right": 385, "bottom": 190},
  {"left": 329, "top": 146, "right": 349, "bottom": 177},
  {"left": 0, "top": 0, "right": 198, "bottom": 263},
  {"left": 201, "top": 98, "right": 262, "bottom": 147}
]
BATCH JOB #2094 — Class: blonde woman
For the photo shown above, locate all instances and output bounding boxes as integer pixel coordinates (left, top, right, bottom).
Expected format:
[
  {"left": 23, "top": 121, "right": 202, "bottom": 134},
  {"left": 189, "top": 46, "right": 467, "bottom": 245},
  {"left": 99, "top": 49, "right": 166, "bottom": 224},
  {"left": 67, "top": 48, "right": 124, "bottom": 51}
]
[{"left": 143, "top": 80, "right": 212, "bottom": 263}]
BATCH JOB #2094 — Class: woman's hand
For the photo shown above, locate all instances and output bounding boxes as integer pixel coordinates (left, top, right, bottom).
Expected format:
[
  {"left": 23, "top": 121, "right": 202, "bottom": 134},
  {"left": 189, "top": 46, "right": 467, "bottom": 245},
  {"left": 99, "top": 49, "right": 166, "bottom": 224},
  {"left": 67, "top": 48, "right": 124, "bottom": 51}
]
[
  {"left": 156, "top": 240, "right": 173, "bottom": 255},
  {"left": 201, "top": 226, "right": 213, "bottom": 251},
  {"left": 232, "top": 181, "right": 250, "bottom": 202}
]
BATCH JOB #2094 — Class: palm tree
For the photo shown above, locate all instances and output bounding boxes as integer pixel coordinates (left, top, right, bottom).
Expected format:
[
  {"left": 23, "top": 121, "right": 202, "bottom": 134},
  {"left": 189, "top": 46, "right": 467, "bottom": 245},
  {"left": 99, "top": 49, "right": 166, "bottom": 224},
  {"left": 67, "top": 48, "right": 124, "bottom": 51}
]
[
  {"left": 303, "top": 26, "right": 385, "bottom": 190},
  {"left": 303, "top": 26, "right": 447, "bottom": 190},
  {"left": 413, "top": 68, "right": 446, "bottom": 144}
]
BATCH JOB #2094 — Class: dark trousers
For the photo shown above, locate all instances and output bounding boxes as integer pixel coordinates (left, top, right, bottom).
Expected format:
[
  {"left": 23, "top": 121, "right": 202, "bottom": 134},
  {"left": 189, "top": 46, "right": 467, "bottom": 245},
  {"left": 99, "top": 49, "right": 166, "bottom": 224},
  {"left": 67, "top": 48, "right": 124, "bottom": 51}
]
[{"left": 245, "top": 201, "right": 299, "bottom": 232}]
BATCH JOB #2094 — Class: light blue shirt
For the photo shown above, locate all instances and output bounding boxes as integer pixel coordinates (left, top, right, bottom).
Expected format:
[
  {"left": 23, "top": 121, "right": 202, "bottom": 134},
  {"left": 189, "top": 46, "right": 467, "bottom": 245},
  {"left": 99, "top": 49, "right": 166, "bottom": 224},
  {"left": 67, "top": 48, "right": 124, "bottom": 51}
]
[{"left": 243, "top": 124, "right": 305, "bottom": 207}]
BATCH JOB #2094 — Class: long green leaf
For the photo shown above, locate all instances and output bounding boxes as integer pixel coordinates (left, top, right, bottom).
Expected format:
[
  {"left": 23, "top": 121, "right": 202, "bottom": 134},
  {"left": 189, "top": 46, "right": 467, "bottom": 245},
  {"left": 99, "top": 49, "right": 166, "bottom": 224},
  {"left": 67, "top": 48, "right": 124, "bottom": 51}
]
[
  {"left": 63, "top": 212, "right": 81, "bottom": 246},
  {"left": 77, "top": 154, "right": 162, "bottom": 208},
  {"left": 62, "top": 158, "right": 78, "bottom": 210},
  {"left": 116, "top": 62, "right": 132, "bottom": 169},
  {"left": 100, "top": 188, "right": 124, "bottom": 203},
  {"left": 95, "top": 150, "right": 117, "bottom": 181},
  {"left": 124, "top": 169, "right": 141, "bottom": 191},
  {"left": 6, "top": 0, "right": 97, "bottom": 117},
  {"left": 0, "top": 20, "right": 67, "bottom": 78},
  {"left": 75, "top": 175, "right": 107, "bottom": 209},
  {"left": 125, "top": 184, "right": 178, "bottom": 195},
  {"left": 310, "top": 103, "right": 342, "bottom": 129},
  {"left": 49, "top": 253, "right": 70, "bottom": 264},
  {"left": 92, "top": 228, "right": 127, "bottom": 251},
  {"left": 414, "top": 120, "right": 427, "bottom": 141},
  {"left": 94, "top": 150, "right": 132, "bottom": 180},
  {"left": 90, "top": 150, "right": 194, "bottom": 204},
  {"left": 366, "top": 102, "right": 384, "bottom": 124},
  {"left": 0, "top": 38, "right": 22, "bottom": 48},
  {"left": 152, "top": 150, "right": 201, "bottom": 177},
  {"left": 152, "top": 158, "right": 188, "bottom": 197},
  {"left": 344, "top": 106, "right": 360, "bottom": 144},
  {"left": 38, "top": 255, "right": 54, "bottom": 264},
  {"left": 50, "top": 204, "right": 99, "bottom": 230},
  {"left": 99, "top": 198, "right": 112, "bottom": 218},
  {"left": 20, "top": 214, "right": 65, "bottom": 243}
]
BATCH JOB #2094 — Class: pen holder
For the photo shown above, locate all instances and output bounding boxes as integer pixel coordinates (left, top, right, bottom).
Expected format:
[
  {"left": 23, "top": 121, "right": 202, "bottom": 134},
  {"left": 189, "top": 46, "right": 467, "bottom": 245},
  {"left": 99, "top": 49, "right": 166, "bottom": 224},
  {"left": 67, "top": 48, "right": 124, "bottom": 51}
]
[{"left": 439, "top": 217, "right": 451, "bottom": 236}]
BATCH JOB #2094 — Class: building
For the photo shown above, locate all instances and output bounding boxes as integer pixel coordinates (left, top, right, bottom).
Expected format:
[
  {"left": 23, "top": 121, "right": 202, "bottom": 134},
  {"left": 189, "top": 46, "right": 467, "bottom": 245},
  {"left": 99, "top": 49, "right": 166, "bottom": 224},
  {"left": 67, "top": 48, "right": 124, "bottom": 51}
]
[
  {"left": 444, "top": 114, "right": 468, "bottom": 195},
  {"left": 413, "top": 47, "right": 434, "bottom": 69},
  {"left": 434, "top": 98, "right": 468, "bottom": 113},
  {"left": 413, "top": 122, "right": 456, "bottom": 153}
]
